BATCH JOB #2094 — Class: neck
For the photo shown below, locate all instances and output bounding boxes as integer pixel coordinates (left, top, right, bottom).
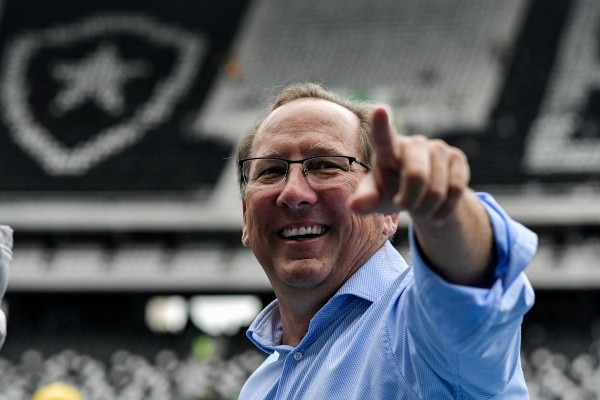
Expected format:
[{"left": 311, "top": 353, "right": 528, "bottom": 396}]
[
  {"left": 274, "top": 286, "right": 333, "bottom": 347},
  {"left": 271, "top": 239, "right": 388, "bottom": 346}
]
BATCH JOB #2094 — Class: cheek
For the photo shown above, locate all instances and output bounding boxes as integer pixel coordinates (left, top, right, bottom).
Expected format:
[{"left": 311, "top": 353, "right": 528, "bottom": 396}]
[
  {"left": 351, "top": 214, "right": 386, "bottom": 239},
  {"left": 346, "top": 172, "right": 365, "bottom": 189},
  {"left": 244, "top": 193, "right": 277, "bottom": 235},
  {"left": 321, "top": 184, "right": 356, "bottom": 207},
  {"left": 245, "top": 206, "right": 266, "bottom": 236}
]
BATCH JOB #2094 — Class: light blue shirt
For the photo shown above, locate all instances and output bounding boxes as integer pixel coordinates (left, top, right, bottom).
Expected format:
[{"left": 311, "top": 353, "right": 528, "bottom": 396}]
[{"left": 240, "top": 194, "right": 537, "bottom": 399}]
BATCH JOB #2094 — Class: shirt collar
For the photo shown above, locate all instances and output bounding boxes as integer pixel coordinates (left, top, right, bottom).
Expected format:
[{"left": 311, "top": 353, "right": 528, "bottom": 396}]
[
  {"left": 247, "top": 241, "right": 409, "bottom": 352},
  {"left": 333, "top": 241, "right": 409, "bottom": 302}
]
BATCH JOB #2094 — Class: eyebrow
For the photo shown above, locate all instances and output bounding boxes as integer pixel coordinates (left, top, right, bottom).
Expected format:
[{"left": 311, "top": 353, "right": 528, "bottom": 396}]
[
  {"left": 256, "top": 150, "right": 283, "bottom": 158},
  {"left": 256, "top": 143, "right": 345, "bottom": 159},
  {"left": 309, "top": 142, "right": 344, "bottom": 154}
]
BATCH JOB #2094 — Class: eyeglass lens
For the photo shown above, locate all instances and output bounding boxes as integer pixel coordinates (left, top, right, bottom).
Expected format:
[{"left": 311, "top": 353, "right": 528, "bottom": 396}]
[{"left": 243, "top": 156, "right": 354, "bottom": 188}]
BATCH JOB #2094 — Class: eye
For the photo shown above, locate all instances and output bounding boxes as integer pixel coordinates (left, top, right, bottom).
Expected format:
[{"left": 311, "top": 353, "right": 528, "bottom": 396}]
[
  {"left": 257, "top": 165, "right": 286, "bottom": 177},
  {"left": 306, "top": 157, "right": 347, "bottom": 172},
  {"left": 251, "top": 160, "right": 287, "bottom": 183}
]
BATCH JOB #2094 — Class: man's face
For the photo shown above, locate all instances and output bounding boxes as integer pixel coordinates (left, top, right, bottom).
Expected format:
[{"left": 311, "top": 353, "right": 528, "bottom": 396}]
[{"left": 241, "top": 98, "right": 395, "bottom": 295}]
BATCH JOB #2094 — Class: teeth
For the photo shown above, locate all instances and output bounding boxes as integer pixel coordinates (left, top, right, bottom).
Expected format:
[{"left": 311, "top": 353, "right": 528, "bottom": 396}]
[{"left": 282, "top": 225, "right": 325, "bottom": 238}]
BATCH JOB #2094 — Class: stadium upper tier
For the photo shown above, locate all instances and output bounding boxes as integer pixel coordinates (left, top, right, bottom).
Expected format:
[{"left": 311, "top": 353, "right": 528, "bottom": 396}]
[
  {"left": 0, "top": 0, "right": 597, "bottom": 290},
  {"left": 4, "top": 228, "right": 600, "bottom": 291},
  {"left": 0, "top": 0, "right": 598, "bottom": 230}
]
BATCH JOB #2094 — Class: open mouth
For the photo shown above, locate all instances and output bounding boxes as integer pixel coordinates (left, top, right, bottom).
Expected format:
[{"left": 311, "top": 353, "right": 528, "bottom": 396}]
[{"left": 279, "top": 225, "right": 329, "bottom": 240}]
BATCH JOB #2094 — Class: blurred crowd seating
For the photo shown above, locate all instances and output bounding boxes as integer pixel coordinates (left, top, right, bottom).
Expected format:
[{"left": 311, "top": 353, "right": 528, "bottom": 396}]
[
  {"left": 7, "top": 232, "right": 600, "bottom": 291},
  {"left": 0, "top": 345, "right": 265, "bottom": 399},
  {"left": 1, "top": 326, "right": 600, "bottom": 399},
  {"left": 1, "top": 0, "right": 600, "bottom": 398}
]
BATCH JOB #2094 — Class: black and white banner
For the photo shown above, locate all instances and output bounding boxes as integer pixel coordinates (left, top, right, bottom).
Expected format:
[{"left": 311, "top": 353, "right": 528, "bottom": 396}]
[
  {"left": 0, "top": 0, "right": 598, "bottom": 194},
  {"left": 0, "top": 0, "right": 247, "bottom": 192},
  {"left": 524, "top": 0, "right": 600, "bottom": 174}
]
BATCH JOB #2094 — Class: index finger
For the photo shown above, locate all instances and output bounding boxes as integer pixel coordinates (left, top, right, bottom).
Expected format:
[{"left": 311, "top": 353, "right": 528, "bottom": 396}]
[{"left": 370, "top": 106, "right": 398, "bottom": 169}]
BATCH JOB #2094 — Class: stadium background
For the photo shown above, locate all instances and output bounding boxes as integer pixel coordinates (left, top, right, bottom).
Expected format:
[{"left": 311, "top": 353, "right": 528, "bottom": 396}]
[{"left": 1, "top": 0, "right": 600, "bottom": 398}]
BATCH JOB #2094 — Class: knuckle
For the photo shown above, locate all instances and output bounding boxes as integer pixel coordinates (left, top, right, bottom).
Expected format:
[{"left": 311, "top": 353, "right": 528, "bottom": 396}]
[
  {"left": 410, "top": 134, "right": 429, "bottom": 142},
  {"left": 429, "top": 138, "right": 448, "bottom": 151},
  {"left": 450, "top": 147, "right": 468, "bottom": 162},
  {"left": 405, "top": 134, "right": 429, "bottom": 148},
  {"left": 427, "top": 185, "right": 446, "bottom": 201},
  {"left": 403, "top": 166, "right": 428, "bottom": 184},
  {"left": 447, "top": 182, "right": 465, "bottom": 198}
]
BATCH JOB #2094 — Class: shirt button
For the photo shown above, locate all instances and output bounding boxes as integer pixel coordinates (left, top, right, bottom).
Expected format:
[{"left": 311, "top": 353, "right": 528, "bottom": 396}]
[{"left": 293, "top": 352, "right": 303, "bottom": 361}]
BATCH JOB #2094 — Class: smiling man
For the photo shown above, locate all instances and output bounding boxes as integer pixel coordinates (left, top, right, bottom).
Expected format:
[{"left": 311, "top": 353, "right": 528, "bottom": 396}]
[{"left": 237, "top": 83, "right": 536, "bottom": 399}]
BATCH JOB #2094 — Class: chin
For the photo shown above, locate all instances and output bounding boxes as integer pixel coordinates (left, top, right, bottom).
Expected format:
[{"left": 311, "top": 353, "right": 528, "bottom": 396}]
[{"left": 278, "top": 259, "right": 332, "bottom": 289}]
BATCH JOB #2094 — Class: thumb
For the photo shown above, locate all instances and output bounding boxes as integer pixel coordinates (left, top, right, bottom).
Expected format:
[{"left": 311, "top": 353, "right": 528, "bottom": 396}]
[{"left": 348, "top": 174, "right": 382, "bottom": 214}]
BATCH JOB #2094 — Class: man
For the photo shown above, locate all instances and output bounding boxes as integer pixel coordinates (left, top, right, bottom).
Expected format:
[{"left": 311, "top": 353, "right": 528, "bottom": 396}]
[
  {"left": 237, "top": 83, "right": 536, "bottom": 399},
  {"left": 0, "top": 225, "right": 13, "bottom": 348}
]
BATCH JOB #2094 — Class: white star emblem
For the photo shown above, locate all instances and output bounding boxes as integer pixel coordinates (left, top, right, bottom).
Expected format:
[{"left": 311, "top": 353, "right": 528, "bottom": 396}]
[
  {"left": 50, "top": 42, "right": 150, "bottom": 116},
  {"left": 1, "top": 14, "right": 205, "bottom": 175}
]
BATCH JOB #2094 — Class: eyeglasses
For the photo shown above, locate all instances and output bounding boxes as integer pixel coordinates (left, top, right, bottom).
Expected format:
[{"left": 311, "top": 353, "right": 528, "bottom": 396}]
[{"left": 239, "top": 155, "right": 371, "bottom": 189}]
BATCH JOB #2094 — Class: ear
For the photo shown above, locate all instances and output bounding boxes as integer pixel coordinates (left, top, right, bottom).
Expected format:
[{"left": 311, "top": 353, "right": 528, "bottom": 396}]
[
  {"left": 382, "top": 212, "right": 400, "bottom": 237},
  {"left": 241, "top": 199, "right": 250, "bottom": 247}
]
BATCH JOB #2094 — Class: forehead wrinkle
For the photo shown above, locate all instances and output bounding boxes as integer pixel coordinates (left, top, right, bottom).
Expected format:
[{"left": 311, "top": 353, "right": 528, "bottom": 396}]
[
  {"left": 254, "top": 98, "right": 361, "bottom": 155},
  {"left": 261, "top": 112, "right": 340, "bottom": 137},
  {"left": 309, "top": 142, "right": 344, "bottom": 155},
  {"left": 260, "top": 98, "right": 357, "bottom": 135}
]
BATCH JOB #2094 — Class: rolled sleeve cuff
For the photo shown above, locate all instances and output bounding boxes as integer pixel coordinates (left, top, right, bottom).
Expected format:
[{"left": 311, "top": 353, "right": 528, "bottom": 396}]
[
  {"left": 408, "top": 193, "right": 537, "bottom": 343},
  {"left": 410, "top": 192, "right": 537, "bottom": 289}
]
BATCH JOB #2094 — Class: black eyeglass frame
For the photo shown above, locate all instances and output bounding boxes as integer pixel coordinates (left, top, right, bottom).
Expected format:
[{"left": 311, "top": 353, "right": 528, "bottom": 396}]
[{"left": 238, "top": 155, "right": 371, "bottom": 186}]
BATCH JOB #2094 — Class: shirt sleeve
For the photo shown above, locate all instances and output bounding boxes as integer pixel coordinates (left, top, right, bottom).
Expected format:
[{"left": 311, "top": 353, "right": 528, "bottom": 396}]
[
  {"left": 0, "top": 225, "right": 14, "bottom": 348},
  {"left": 403, "top": 193, "right": 536, "bottom": 397}
]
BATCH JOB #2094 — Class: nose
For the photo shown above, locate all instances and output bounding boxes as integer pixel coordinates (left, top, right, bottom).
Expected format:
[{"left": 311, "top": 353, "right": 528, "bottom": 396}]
[{"left": 276, "top": 164, "right": 317, "bottom": 210}]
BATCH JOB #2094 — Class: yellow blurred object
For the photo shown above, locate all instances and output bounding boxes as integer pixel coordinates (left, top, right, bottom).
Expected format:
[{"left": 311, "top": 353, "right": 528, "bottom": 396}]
[{"left": 32, "top": 382, "right": 84, "bottom": 400}]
